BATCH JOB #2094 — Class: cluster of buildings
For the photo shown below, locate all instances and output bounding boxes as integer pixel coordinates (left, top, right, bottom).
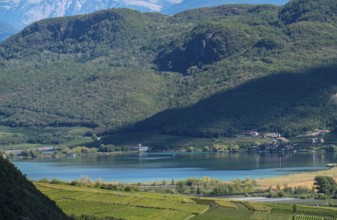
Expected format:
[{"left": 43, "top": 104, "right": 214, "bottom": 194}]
[
  {"left": 241, "top": 128, "right": 332, "bottom": 152},
  {"left": 300, "top": 129, "right": 331, "bottom": 145},
  {"left": 304, "top": 129, "right": 331, "bottom": 137},
  {"left": 128, "top": 144, "right": 149, "bottom": 152}
]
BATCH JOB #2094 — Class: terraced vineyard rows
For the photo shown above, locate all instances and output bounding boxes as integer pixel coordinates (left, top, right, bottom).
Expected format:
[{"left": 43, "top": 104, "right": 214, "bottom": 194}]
[
  {"left": 192, "top": 202, "right": 337, "bottom": 220},
  {"left": 35, "top": 182, "right": 337, "bottom": 220},
  {"left": 296, "top": 206, "right": 337, "bottom": 218},
  {"left": 192, "top": 207, "right": 254, "bottom": 220},
  {"left": 266, "top": 203, "right": 337, "bottom": 219},
  {"left": 36, "top": 182, "right": 208, "bottom": 220},
  {"left": 250, "top": 211, "right": 270, "bottom": 220},
  {"left": 266, "top": 212, "right": 292, "bottom": 220},
  {"left": 295, "top": 216, "right": 334, "bottom": 220},
  {"left": 193, "top": 207, "right": 294, "bottom": 220}
]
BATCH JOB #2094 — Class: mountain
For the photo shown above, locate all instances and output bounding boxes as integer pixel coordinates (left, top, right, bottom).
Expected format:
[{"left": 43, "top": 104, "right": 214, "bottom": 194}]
[
  {"left": 0, "top": 157, "right": 69, "bottom": 219},
  {"left": 132, "top": 65, "right": 337, "bottom": 138},
  {"left": 163, "top": 0, "right": 288, "bottom": 14},
  {"left": 0, "top": 0, "right": 126, "bottom": 29},
  {"left": 280, "top": 0, "right": 337, "bottom": 24},
  {"left": 0, "top": 9, "right": 178, "bottom": 130},
  {"left": 1, "top": 0, "right": 337, "bottom": 138},
  {"left": 0, "top": 0, "right": 288, "bottom": 30}
]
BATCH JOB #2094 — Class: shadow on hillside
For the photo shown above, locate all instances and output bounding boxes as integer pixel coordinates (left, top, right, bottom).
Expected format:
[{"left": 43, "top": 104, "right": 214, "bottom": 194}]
[{"left": 128, "top": 64, "right": 337, "bottom": 137}]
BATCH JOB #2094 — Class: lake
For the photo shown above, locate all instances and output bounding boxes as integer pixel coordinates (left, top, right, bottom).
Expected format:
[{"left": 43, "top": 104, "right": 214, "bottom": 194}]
[{"left": 12, "top": 152, "right": 335, "bottom": 183}]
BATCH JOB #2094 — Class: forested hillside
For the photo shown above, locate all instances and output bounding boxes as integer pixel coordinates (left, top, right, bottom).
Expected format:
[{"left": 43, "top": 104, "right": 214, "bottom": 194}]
[
  {"left": 1, "top": 0, "right": 337, "bottom": 137},
  {"left": 132, "top": 65, "right": 337, "bottom": 137},
  {"left": 0, "top": 0, "right": 287, "bottom": 33},
  {"left": 0, "top": 157, "right": 69, "bottom": 219},
  {"left": 0, "top": 9, "right": 181, "bottom": 130}
]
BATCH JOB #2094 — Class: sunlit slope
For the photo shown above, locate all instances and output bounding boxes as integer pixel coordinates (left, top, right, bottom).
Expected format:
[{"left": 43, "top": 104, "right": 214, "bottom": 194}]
[{"left": 1, "top": 1, "right": 337, "bottom": 136}]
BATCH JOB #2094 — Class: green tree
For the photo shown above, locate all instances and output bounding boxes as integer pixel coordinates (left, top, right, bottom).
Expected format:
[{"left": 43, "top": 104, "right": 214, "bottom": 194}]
[{"left": 314, "top": 176, "right": 337, "bottom": 197}]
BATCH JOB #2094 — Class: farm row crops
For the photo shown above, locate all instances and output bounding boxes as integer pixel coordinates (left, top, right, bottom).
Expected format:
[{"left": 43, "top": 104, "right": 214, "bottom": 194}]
[
  {"left": 235, "top": 201, "right": 271, "bottom": 212},
  {"left": 35, "top": 182, "right": 337, "bottom": 220},
  {"left": 129, "top": 197, "right": 205, "bottom": 213},
  {"left": 193, "top": 207, "right": 294, "bottom": 220},
  {"left": 247, "top": 202, "right": 271, "bottom": 212},
  {"left": 296, "top": 206, "right": 337, "bottom": 218},
  {"left": 192, "top": 207, "right": 254, "bottom": 220},
  {"left": 266, "top": 203, "right": 337, "bottom": 219},
  {"left": 295, "top": 215, "right": 326, "bottom": 220},
  {"left": 36, "top": 182, "right": 207, "bottom": 220},
  {"left": 192, "top": 202, "right": 337, "bottom": 220},
  {"left": 232, "top": 201, "right": 254, "bottom": 210},
  {"left": 265, "top": 212, "right": 292, "bottom": 220},
  {"left": 192, "top": 198, "right": 217, "bottom": 205},
  {"left": 266, "top": 203, "right": 294, "bottom": 214},
  {"left": 57, "top": 200, "right": 127, "bottom": 216},
  {"left": 249, "top": 211, "right": 270, "bottom": 220},
  {"left": 214, "top": 200, "right": 238, "bottom": 208}
]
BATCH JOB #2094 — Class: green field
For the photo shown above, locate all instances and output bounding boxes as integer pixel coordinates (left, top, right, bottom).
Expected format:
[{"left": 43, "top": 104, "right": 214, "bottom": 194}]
[
  {"left": 0, "top": 126, "right": 95, "bottom": 150},
  {"left": 36, "top": 182, "right": 208, "bottom": 220},
  {"left": 36, "top": 182, "right": 337, "bottom": 220},
  {"left": 192, "top": 202, "right": 337, "bottom": 220}
]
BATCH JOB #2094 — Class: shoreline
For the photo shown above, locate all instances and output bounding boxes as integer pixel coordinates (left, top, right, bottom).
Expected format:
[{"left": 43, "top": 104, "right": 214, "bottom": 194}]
[
  {"left": 256, "top": 167, "right": 337, "bottom": 189},
  {"left": 20, "top": 165, "right": 332, "bottom": 185},
  {"left": 7, "top": 148, "right": 329, "bottom": 160},
  {"left": 10, "top": 151, "right": 336, "bottom": 186}
]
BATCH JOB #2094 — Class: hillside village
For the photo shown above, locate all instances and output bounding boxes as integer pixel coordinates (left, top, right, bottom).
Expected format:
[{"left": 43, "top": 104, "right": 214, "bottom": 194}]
[
  {"left": 241, "top": 129, "right": 332, "bottom": 153},
  {"left": 2, "top": 128, "right": 335, "bottom": 160}
]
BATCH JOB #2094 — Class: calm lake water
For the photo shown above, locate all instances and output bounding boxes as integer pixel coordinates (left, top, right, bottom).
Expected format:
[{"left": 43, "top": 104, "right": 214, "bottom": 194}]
[{"left": 12, "top": 152, "right": 335, "bottom": 183}]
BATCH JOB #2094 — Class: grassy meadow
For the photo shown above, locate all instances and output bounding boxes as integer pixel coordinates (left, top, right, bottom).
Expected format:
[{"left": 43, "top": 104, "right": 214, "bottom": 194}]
[
  {"left": 0, "top": 126, "right": 95, "bottom": 150},
  {"left": 256, "top": 167, "right": 337, "bottom": 189}
]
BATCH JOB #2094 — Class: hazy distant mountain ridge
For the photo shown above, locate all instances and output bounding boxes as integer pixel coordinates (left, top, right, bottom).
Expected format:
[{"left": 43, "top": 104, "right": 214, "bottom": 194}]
[
  {"left": 0, "top": 0, "right": 181, "bottom": 28},
  {"left": 0, "top": 0, "right": 125, "bottom": 28},
  {"left": 0, "top": 0, "right": 288, "bottom": 29},
  {"left": 162, "top": 0, "right": 288, "bottom": 14}
]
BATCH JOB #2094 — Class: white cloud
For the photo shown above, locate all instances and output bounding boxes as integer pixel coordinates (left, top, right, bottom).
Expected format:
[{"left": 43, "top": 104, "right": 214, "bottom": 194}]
[
  {"left": 166, "top": 0, "right": 183, "bottom": 4},
  {"left": 124, "top": 0, "right": 162, "bottom": 11}
]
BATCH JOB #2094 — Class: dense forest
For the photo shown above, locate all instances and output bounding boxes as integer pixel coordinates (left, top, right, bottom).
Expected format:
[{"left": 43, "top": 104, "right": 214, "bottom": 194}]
[
  {"left": 1, "top": 0, "right": 337, "bottom": 137},
  {"left": 0, "top": 157, "right": 69, "bottom": 219}
]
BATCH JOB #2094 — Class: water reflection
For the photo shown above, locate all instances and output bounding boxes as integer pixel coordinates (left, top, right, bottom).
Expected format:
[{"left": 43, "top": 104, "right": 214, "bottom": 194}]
[{"left": 12, "top": 152, "right": 337, "bottom": 183}]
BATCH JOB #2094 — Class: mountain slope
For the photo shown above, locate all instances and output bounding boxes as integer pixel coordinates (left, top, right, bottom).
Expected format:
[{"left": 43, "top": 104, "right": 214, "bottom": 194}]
[
  {"left": 0, "top": 0, "right": 288, "bottom": 30},
  {"left": 280, "top": 0, "right": 337, "bottom": 24},
  {"left": 1, "top": 1, "right": 337, "bottom": 137},
  {"left": 0, "top": 157, "right": 69, "bottom": 219},
  {"left": 0, "top": 9, "right": 179, "bottom": 130},
  {"left": 155, "top": 21, "right": 253, "bottom": 74},
  {"left": 131, "top": 65, "right": 337, "bottom": 138}
]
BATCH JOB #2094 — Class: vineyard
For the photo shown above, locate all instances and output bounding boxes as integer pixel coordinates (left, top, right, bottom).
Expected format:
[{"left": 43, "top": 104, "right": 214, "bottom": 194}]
[
  {"left": 36, "top": 182, "right": 208, "bottom": 220},
  {"left": 181, "top": 200, "right": 337, "bottom": 220},
  {"left": 35, "top": 182, "right": 337, "bottom": 220}
]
